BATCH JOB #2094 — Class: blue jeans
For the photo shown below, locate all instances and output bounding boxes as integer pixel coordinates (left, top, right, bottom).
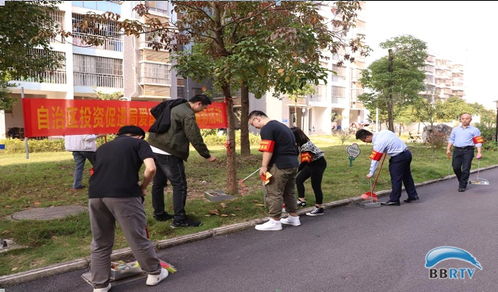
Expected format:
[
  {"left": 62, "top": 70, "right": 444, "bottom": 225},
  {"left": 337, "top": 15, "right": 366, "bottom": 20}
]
[{"left": 72, "top": 151, "right": 96, "bottom": 189}]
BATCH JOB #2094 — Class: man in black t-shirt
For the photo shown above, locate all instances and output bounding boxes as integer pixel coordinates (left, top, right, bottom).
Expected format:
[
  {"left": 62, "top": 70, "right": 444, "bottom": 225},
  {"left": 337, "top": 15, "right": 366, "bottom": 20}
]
[
  {"left": 88, "top": 126, "right": 168, "bottom": 292},
  {"left": 248, "top": 111, "right": 300, "bottom": 231}
]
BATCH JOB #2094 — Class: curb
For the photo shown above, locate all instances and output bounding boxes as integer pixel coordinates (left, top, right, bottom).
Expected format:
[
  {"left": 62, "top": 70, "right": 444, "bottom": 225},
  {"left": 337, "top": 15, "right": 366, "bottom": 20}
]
[{"left": 1, "top": 164, "right": 497, "bottom": 286}]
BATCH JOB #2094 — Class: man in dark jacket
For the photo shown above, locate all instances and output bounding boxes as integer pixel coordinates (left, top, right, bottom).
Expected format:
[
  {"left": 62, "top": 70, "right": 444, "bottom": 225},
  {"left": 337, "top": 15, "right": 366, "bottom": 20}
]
[{"left": 148, "top": 94, "right": 217, "bottom": 227}]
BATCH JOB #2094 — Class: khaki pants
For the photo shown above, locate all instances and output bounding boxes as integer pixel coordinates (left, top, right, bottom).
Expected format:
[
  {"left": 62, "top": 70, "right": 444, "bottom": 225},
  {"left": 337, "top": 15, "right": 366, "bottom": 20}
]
[
  {"left": 89, "top": 197, "right": 161, "bottom": 287},
  {"left": 264, "top": 165, "right": 298, "bottom": 218}
]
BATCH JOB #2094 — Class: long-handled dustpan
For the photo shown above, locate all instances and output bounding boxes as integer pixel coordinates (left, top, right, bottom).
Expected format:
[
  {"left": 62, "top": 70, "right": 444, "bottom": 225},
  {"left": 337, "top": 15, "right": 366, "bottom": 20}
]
[{"left": 469, "top": 159, "right": 490, "bottom": 185}]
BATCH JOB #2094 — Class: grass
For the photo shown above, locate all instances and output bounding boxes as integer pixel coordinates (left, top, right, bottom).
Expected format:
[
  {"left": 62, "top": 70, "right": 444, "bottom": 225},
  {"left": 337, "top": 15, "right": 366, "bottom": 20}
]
[{"left": 0, "top": 138, "right": 497, "bottom": 276}]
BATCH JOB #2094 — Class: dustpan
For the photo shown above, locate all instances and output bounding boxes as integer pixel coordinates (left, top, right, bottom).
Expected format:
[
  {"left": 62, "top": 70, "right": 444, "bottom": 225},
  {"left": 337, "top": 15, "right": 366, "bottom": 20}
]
[{"left": 469, "top": 159, "right": 490, "bottom": 185}]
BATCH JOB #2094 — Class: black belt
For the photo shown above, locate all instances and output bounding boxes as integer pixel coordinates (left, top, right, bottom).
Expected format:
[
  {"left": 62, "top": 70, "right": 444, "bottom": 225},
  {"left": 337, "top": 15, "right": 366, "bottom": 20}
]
[{"left": 454, "top": 146, "right": 474, "bottom": 150}]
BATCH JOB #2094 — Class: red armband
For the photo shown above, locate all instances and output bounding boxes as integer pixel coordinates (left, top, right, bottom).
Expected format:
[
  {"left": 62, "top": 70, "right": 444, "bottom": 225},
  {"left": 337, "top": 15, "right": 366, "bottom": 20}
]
[
  {"left": 472, "top": 136, "right": 484, "bottom": 144},
  {"left": 259, "top": 140, "right": 275, "bottom": 152},
  {"left": 89, "top": 168, "right": 95, "bottom": 176},
  {"left": 369, "top": 151, "right": 383, "bottom": 161},
  {"left": 300, "top": 152, "right": 313, "bottom": 163}
]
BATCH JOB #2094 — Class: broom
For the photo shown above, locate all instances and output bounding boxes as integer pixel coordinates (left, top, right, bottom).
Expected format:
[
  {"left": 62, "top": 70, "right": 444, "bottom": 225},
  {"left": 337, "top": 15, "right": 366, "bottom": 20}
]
[{"left": 360, "top": 153, "right": 387, "bottom": 201}]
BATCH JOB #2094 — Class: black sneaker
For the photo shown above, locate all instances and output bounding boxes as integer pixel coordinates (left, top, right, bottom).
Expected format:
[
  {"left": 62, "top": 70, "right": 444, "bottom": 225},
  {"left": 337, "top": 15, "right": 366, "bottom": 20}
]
[
  {"left": 170, "top": 217, "right": 202, "bottom": 228},
  {"left": 297, "top": 199, "right": 307, "bottom": 207},
  {"left": 154, "top": 213, "right": 173, "bottom": 221},
  {"left": 306, "top": 207, "right": 324, "bottom": 216}
]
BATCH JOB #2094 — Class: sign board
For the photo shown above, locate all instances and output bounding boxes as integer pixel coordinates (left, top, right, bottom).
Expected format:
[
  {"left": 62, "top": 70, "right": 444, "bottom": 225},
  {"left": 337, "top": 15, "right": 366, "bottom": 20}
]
[
  {"left": 346, "top": 143, "right": 361, "bottom": 167},
  {"left": 22, "top": 98, "right": 228, "bottom": 137}
]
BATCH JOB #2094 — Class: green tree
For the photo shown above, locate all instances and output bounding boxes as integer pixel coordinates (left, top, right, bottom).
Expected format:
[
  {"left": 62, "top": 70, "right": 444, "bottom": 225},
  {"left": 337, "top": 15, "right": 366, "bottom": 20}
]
[
  {"left": 0, "top": 1, "right": 64, "bottom": 109},
  {"left": 77, "top": 1, "right": 369, "bottom": 194},
  {"left": 359, "top": 35, "right": 427, "bottom": 131}
]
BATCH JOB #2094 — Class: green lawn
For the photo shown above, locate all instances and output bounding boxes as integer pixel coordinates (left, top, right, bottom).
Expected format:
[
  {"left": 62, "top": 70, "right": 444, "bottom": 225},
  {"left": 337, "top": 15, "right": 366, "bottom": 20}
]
[{"left": 0, "top": 140, "right": 496, "bottom": 276}]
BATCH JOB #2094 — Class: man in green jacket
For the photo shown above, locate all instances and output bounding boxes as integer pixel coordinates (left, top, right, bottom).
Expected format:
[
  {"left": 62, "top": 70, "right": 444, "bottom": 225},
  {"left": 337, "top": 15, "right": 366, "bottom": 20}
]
[{"left": 148, "top": 94, "right": 217, "bottom": 228}]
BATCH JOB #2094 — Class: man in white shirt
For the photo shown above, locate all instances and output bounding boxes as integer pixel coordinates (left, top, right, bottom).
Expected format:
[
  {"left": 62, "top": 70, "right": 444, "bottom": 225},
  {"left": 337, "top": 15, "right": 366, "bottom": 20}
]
[
  {"left": 64, "top": 134, "right": 98, "bottom": 190},
  {"left": 356, "top": 129, "right": 419, "bottom": 206}
]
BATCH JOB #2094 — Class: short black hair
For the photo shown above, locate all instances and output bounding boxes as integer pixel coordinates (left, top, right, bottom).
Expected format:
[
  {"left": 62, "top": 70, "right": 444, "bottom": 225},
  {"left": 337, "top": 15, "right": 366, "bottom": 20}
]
[
  {"left": 291, "top": 127, "right": 310, "bottom": 147},
  {"left": 248, "top": 110, "right": 267, "bottom": 120},
  {"left": 117, "top": 125, "right": 145, "bottom": 139},
  {"left": 189, "top": 94, "right": 212, "bottom": 106},
  {"left": 355, "top": 129, "right": 373, "bottom": 140}
]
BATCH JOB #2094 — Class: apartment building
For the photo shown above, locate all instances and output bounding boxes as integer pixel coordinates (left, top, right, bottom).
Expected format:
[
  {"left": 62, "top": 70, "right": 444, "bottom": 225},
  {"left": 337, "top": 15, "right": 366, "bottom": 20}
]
[
  {"left": 1, "top": 1, "right": 179, "bottom": 138},
  {"left": 249, "top": 2, "right": 368, "bottom": 135},
  {"left": 422, "top": 54, "right": 464, "bottom": 101}
]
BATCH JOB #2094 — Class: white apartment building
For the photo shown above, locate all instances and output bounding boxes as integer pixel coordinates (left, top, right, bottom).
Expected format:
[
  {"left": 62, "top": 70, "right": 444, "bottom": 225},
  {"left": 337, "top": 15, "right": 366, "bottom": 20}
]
[
  {"left": 249, "top": 2, "right": 368, "bottom": 135},
  {"left": 1, "top": 1, "right": 178, "bottom": 138},
  {"left": 422, "top": 54, "right": 464, "bottom": 101}
]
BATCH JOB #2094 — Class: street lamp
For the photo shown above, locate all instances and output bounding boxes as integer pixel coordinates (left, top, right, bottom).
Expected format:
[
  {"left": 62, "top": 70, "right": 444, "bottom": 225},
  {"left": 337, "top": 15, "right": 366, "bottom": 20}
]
[{"left": 495, "top": 100, "right": 498, "bottom": 143}]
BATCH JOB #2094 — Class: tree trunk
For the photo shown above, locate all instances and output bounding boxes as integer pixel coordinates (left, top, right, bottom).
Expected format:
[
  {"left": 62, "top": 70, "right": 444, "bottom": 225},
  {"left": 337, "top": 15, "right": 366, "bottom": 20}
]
[
  {"left": 240, "top": 81, "right": 250, "bottom": 157},
  {"left": 222, "top": 84, "right": 238, "bottom": 195},
  {"left": 387, "top": 49, "right": 395, "bottom": 132}
]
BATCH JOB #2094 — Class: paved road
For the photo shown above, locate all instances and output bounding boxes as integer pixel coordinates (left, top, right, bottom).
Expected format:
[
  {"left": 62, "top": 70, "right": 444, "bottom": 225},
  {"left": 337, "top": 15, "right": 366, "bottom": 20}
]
[{"left": 6, "top": 167, "right": 498, "bottom": 292}]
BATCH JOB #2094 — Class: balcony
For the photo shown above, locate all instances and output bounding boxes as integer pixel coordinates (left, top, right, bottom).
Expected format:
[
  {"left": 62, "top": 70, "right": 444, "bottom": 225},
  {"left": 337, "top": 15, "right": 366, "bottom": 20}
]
[
  {"left": 21, "top": 71, "right": 67, "bottom": 84},
  {"left": 74, "top": 72, "right": 123, "bottom": 88},
  {"left": 72, "top": 1, "right": 121, "bottom": 13},
  {"left": 72, "top": 32, "right": 123, "bottom": 52}
]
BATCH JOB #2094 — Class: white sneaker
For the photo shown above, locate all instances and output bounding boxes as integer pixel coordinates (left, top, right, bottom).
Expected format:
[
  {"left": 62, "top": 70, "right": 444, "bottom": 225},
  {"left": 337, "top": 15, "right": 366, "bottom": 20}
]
[
  {"left": 255, "top": 219, "right": 282, "bottom": 231},
  {"left": 280, "top": 215, "right": 301, "bottom": 226},
  {"left": 146, "top": 268, "right": 169, "bottom": 286},
  {"left": 93, "top": 283, "right": 111, "bottom": 292}
]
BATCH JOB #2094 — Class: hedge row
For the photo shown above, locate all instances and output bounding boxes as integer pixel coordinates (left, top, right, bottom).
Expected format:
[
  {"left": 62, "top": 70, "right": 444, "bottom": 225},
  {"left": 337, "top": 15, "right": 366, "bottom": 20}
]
[{"left": 0, "top": 131, "right": 261, "bottom": 153}]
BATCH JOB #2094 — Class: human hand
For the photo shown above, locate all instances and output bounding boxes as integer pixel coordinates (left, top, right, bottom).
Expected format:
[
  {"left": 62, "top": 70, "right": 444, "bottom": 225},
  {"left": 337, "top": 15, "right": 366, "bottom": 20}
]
[
  {"left": 366, "top": 174, "right": 373, "bottom": 179},
  {"left": 207, "top": 155, "right": 217, "bottom": 162},
  {"left": 446, "top": 150, "right": 452, "bottom": 159},
  {"left": 259, "top": 166, "right": 268, "bottom": 177},
  {"left": 476, "top": 153, "right": 482, "bottom": 159}
]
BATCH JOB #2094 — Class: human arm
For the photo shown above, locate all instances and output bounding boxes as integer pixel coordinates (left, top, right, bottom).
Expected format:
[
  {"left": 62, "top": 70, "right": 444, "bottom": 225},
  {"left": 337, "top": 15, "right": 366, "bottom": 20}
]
[
  {"left": 140, "top": 158, "right": 156, "bottom": 195},
  {"left": 183, "top": 115, "right": 212, "bottom": 159},
  {"left": 446, "top": 129, "right": 455, "bottom": 159}
]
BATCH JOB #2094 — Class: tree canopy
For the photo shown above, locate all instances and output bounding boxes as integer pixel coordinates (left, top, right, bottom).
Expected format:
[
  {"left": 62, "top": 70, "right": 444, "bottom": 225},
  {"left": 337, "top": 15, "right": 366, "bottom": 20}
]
[{"left": 359, "top": 35, "right": 427, "bottom": 131}]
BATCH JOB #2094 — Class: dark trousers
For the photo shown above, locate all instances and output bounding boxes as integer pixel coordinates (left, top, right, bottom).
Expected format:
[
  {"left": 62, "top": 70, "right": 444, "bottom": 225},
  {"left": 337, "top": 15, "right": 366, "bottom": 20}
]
[
  {"left": 452, "top": 147, "right": 474, "bottom": 188},
  {"left": 296, "top": 157, "right": 327, "bottom": 205},
  {"left": 388, "top": 150, "right": 418, "bottom": 202},
  {"left": 152, "top": 154, "right": 188, "bottom": 221}
]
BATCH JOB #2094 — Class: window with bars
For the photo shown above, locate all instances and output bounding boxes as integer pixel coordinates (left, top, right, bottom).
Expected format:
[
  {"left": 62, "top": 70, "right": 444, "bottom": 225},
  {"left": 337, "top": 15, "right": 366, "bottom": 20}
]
[
  {"left": 16, "top": 49, "right": 67, "bottom": 84},
  {"left": 73, "top": 54, "right": 123, "bottom": 88},
  {"left": 140, "top": 63, "right": 171, "bottom": 85},
  {"left": 72, "top": 13, "right": 123, "bottom": 51},
  {"left": 145, "top": 1, "right": 169, "bottom": 14},
  {"left": 332, "top": 86, "right": 345, "bottom": 98}
]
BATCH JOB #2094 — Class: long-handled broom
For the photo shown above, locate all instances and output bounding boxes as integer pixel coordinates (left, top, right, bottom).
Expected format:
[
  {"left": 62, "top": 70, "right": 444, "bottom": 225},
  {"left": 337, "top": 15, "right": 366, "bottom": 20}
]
[{"left": 360, "top": 153, "right": 387, "bottom": 205}]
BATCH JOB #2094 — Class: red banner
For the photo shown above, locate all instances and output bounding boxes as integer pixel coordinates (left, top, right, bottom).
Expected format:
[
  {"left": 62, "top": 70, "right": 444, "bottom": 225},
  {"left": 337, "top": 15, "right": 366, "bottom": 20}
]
[
  {"left": 194, "top": 101, "right": 228, "bottom": 129},
  {"left": 22, "top": 98, "right": 227, "bottom": 137}
]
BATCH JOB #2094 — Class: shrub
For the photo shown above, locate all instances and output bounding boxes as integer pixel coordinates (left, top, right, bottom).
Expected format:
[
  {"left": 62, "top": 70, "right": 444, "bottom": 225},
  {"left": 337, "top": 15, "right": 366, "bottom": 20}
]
[{"left": 425, "top": 130, "right": 448, "bottom": 150}]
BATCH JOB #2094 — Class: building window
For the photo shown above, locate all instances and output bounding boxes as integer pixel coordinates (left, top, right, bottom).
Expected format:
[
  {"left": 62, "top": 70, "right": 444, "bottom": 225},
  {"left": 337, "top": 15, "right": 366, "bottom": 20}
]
[
  {"left": 332, "top": 86, "right": 345, "bottom": 98},
  {"left": 140, "top": 63, "right": 171, "bottom": 85},
  {"left": 72, "top": 13, "right": 123, "bottom": 51},
  {"left": 73, "top": 54, "right": 123, "bottom": 88}
]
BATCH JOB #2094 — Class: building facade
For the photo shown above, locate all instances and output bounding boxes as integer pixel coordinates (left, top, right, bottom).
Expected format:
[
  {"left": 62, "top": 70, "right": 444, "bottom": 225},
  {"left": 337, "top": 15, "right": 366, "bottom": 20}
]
[
  {"left": 248, "top": 2, "right": 368, "bottom": 135},
  {"left": 2, "top": 1, "right": 179, "bottom": 138},
  {"left": 421, "top": 54, "right": 464, "bottom": 101}
]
